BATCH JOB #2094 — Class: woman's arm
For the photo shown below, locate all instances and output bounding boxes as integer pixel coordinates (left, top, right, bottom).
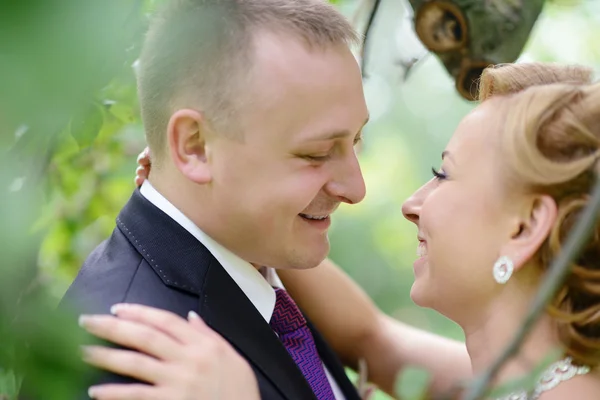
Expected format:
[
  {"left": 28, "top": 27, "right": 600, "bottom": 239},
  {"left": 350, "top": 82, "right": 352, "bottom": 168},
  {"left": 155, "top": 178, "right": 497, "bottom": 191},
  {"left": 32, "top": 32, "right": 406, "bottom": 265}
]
[{"left": 278, "top": 258, "right": 472, "bottom": 397}]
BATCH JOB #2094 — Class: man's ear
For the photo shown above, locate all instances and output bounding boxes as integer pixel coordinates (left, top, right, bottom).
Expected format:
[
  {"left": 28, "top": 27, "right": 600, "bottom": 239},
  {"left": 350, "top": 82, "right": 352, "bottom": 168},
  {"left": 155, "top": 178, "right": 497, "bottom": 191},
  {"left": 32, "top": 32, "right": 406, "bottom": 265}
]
[
  {"left": 167, "top": 109, "right": 212, "bottom": 184},
  {"left": 501, "top": 195, "right": 558, "bottom": 270}
]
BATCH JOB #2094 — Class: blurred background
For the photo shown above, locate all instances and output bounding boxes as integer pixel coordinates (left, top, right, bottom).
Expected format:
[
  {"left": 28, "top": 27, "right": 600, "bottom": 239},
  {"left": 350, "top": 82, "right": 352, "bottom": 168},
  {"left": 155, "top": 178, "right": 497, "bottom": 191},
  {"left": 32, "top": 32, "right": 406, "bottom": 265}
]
[{"left": 1, "top": 0, "right": 599, "bottom": 399}]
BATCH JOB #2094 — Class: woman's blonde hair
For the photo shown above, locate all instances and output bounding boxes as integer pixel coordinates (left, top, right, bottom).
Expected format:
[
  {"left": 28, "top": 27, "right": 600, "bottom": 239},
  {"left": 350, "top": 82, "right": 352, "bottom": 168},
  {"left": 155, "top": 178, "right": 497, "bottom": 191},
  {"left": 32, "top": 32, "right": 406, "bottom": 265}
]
[{"left": 478, "top": 62, "right": 600, "bottom": 367}]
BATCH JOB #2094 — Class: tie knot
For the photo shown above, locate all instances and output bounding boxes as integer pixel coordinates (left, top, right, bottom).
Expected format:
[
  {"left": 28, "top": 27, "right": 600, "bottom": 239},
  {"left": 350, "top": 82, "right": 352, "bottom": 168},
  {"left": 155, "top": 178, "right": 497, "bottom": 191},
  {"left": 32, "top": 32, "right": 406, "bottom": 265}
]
[{"left": 270, "top": 288, "right": 307, "bottom": 334}]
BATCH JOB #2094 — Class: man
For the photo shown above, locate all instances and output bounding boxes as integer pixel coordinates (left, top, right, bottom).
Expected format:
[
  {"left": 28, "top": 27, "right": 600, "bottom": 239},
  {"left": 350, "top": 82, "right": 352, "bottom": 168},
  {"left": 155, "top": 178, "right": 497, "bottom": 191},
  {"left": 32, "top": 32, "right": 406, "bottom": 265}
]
[{"left": 60, "top": 0, "right": 369, "bottom": 399}]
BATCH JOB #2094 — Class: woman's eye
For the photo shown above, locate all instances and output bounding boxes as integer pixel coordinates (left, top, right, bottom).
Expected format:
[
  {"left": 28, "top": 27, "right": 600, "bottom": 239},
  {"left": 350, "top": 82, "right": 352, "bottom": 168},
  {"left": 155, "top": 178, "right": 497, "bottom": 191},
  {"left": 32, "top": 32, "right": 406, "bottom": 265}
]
[{"left": 431, "top": 167, "right": 447, "bottom": 181}]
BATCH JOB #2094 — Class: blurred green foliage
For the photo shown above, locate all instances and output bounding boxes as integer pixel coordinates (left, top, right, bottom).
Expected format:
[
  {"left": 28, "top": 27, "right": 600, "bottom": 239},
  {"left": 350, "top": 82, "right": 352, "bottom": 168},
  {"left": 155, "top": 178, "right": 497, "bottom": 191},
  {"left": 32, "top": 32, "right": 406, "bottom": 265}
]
[
  {"left": 0, "top": 1, "right": 151, "bottom": 398},
  {"left": 1, "top": 0, "right": 599, "bottom": 399}
]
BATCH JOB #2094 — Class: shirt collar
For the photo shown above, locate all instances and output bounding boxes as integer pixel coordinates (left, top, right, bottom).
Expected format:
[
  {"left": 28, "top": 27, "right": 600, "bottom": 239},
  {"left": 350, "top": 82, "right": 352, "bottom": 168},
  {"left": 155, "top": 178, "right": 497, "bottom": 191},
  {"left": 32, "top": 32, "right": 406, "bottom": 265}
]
[{"left": 140, "top": 180, "right": 279, "bottom": 322}]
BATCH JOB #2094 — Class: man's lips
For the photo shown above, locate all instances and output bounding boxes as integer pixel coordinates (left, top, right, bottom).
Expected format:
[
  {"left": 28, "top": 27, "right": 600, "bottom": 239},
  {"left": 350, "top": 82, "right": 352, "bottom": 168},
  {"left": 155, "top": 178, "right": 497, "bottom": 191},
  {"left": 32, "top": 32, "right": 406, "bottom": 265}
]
[
  {"left": 298, "top": 213, "right": 332, "bottom": 230},
  {"left": 299, "top": 213, "right": 330, "bottom": 220},
  {"left": 299, "top": 203, "right": 339, "bottom": 220}
]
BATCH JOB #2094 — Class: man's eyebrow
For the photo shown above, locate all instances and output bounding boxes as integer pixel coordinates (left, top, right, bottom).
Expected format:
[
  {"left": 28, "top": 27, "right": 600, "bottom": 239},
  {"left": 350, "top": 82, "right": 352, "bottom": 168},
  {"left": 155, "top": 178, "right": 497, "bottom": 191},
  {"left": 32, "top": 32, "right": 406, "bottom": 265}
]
[{"left": 307, "top": 116, "right": 370, "bottom": 141}]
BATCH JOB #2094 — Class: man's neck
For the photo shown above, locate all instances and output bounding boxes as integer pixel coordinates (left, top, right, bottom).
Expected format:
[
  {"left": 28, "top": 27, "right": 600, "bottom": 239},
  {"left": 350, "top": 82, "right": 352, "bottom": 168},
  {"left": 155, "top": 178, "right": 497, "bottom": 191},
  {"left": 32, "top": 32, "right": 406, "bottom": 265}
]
[
  {"left": 144, "top": 177, "right": 263, "bottom": 273},
  {"left": 148, "top": 175, "right": 201, "bottom": 226},
  {"left": 140, "top": 178, "right": 281, "bottom": 321}
]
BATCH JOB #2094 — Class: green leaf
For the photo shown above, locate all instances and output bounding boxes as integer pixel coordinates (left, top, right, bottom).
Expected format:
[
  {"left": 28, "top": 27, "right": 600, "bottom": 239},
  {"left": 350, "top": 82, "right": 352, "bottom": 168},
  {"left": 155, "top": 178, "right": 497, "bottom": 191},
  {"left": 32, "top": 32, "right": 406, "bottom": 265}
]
[
  {"left": 69, "top": 102, "right": 105, "bottom": 149},
  {"left": 107, "top": 100, "right": 136, "bottom": 123},
  {"left": 0, "top": 368, "right": 20, "bottom": 400},
  {"left": 395, "top": 366, "right": 431, "bottom": 400}
]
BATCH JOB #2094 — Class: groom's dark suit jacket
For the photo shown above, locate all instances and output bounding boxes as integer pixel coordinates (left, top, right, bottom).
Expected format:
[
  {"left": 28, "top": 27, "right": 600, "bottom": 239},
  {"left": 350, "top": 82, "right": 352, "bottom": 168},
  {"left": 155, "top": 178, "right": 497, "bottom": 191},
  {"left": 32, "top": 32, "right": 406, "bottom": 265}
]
[{"left": 59, "top": 189, "right": 361, "bottom": 400}]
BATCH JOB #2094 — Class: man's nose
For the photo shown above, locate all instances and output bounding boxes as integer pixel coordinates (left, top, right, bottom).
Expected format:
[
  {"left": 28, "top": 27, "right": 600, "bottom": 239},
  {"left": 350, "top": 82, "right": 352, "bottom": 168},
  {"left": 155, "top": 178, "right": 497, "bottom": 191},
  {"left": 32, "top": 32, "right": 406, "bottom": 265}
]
[{"left": 324, "top": 152, "right": 366, "bottom": 205}]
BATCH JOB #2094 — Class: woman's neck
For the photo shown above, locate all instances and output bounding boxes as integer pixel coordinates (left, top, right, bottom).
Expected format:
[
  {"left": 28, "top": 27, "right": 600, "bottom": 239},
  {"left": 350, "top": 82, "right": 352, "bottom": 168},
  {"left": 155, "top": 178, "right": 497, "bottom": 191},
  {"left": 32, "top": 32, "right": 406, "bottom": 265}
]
[{"left": 462, "top": 294, "right": 561, "bottom": 389}]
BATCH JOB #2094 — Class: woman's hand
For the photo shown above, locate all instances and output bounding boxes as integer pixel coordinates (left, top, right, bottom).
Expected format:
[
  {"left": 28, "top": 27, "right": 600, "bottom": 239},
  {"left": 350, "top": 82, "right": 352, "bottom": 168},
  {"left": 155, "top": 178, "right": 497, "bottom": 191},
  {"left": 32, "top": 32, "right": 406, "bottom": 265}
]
[
  {"left": 135, "top": 147, "right": 152, "bottom": 187},
  {"left": 79, "top": 304, "right": 260, "bottom": 400}
]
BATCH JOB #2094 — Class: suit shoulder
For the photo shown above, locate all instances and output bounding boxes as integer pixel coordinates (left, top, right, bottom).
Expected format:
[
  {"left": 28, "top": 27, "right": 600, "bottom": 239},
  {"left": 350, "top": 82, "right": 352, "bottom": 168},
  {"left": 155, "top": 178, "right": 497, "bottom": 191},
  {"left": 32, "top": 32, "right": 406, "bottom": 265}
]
[{"left": 61, "top": 228, "right": 143, "bottom": 314}]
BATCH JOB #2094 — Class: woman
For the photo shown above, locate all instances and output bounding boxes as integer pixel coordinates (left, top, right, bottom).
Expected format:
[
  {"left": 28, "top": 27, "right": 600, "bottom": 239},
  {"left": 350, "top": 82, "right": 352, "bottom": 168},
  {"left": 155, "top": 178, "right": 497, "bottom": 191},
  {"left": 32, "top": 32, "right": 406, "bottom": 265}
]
[{"left": 82, "top": 62, "right": 600, "bottom": 399}]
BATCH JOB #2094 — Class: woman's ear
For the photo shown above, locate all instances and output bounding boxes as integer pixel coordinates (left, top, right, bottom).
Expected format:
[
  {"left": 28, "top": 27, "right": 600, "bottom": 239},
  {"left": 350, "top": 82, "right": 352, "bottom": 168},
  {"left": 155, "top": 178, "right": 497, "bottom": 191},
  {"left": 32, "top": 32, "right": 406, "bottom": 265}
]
[
  {"left": 167, "top": 109, "right": 212, "bottom": 184},
  {"left": 502, "top": 194, "right": 558, "bottom": 270}
]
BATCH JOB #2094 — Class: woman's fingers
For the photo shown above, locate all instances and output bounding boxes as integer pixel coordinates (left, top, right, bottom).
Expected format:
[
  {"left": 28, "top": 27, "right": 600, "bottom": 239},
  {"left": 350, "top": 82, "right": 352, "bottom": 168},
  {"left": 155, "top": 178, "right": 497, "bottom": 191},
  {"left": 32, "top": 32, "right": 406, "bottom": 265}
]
[
  {"left": 82, "top": 346, "right": 165, "bottom": 385},
  {"left": 134, "top": 165, "right": 149, "bottom": 187},
  {"left": 82, "top": 305, "right": 261, "bottom": 400},
  {"left": 110, "top": 304, "right": 212, "bottom": 345},
  {"left": 135, "top": 165, "right": 148, "bottom": 180},
  {"left": 136, "top": 148, "right": 152, "bottom": 166},
  {"left": 79, "top": 314, "right": 182, "bottom": 361},
  {"left": 88, "top": 383, "right": 169, "bottom": 400},
  {"left": 134, "top": 147, "right": 152, "bottom": 186}
]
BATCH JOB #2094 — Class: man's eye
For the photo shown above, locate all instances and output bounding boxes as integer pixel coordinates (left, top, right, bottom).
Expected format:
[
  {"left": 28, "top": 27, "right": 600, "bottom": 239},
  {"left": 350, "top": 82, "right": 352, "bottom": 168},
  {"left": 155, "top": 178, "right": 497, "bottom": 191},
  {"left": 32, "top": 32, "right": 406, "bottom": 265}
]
[
  {"left": 302, "top": 154, "right": 331, "bottom": 162},
  {"left": 354, "top": 135, "right": 363, "bottom": 145}
]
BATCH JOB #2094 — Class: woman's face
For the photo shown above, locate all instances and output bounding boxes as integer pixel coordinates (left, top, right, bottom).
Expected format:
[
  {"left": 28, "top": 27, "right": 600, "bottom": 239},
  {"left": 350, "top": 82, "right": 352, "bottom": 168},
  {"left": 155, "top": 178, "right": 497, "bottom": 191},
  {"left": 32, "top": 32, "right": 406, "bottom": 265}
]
[{"left": 402, "top": 99, "right": 520, "bottom": 322}]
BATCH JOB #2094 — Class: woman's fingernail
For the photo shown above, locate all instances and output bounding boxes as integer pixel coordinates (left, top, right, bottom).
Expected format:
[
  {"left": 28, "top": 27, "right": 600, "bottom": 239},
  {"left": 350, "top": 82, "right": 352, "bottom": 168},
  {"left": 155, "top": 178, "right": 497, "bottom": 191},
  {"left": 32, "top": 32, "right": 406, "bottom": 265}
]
[
  {"left": 80, "top": 345, "right": 92, "bottom": 360},
  {"left": 110, "top": 303, "right": 127, "bottom": 315},
  {"left": 188, "top": 310, "right": 200, "bottom": 320},
  {"left": 88, "top": 386, "right": 98, "bottom": 398},
  {"left": 78, "top": 315, "right": 91, "bottom": 328}
]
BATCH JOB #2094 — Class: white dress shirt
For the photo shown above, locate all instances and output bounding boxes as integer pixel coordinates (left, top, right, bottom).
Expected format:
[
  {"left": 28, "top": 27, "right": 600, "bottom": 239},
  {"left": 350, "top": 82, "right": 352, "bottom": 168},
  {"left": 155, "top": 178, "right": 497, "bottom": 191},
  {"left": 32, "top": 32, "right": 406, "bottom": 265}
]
[{"left": 140, "top": 181, "right": 345, "bottom": 399}]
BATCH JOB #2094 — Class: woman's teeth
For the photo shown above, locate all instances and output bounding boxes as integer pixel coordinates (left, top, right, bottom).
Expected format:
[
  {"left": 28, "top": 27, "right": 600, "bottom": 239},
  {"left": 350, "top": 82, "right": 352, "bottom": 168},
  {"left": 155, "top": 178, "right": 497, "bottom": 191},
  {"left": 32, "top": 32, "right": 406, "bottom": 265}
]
[{"left": 417, "top": 242, "right": 427, "bottom": 258}]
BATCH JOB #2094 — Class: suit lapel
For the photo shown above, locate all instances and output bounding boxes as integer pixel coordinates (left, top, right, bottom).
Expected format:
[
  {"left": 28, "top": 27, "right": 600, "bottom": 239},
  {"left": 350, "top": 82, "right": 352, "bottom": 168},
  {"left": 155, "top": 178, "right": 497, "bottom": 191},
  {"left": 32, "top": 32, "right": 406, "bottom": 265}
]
[
  {"left": 308, "top": 320, "right": 362, "bottom": 400},
  {"left": 201, "top": 261, "right": 317, "bottom": 400},
  {"left": 117, "top": 190, "right": 317, "bottom": 400}
]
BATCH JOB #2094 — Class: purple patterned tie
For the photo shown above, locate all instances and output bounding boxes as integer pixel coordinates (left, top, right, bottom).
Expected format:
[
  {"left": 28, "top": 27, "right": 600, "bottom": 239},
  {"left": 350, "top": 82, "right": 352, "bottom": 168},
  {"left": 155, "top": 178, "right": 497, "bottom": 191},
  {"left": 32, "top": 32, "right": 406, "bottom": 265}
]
[{"left": 270, "top": 288, "right": 336, "bottom": 400}]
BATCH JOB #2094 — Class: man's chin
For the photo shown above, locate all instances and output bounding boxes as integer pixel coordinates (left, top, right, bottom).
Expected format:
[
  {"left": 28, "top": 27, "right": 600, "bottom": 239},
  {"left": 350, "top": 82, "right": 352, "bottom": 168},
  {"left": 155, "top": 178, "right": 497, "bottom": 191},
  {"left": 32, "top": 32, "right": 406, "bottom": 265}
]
[{"left": 288, "top": 241, "right": 330, "bottom": 270}]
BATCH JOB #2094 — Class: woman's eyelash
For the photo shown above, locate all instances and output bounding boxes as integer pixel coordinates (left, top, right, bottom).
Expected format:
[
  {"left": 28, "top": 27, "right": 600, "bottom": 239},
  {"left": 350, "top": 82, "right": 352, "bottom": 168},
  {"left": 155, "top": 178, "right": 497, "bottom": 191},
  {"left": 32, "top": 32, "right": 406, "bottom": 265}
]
[{"left": 431, "top": 167, "right": 447, "bottom": 180}]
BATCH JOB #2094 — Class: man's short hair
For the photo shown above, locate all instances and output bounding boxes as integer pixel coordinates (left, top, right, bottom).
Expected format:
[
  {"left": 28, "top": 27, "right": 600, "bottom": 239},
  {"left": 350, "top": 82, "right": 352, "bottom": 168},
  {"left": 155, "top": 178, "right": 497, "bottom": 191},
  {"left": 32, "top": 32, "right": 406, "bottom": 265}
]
[{"left": 137, "top": 0, "right": 359, "bottom": 160}]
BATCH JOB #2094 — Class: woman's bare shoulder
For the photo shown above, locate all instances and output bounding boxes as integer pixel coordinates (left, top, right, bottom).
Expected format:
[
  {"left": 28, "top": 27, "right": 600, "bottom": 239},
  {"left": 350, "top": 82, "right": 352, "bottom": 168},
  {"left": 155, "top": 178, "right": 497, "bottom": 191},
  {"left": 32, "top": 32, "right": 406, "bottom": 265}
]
[{"left": 538, "top": 373, "right": 600, "bottom": 400}]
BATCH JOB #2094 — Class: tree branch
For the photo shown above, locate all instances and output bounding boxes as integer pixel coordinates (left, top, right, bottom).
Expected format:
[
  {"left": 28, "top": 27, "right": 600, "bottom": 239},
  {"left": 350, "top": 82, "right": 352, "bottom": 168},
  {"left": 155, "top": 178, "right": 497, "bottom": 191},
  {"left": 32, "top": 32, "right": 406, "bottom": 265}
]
[
  {"left": 360, "top": 0, "right": 383, "bottom": 79},
  {"left": 463, "top": 173, "right": 600, "bottom": 400}
]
